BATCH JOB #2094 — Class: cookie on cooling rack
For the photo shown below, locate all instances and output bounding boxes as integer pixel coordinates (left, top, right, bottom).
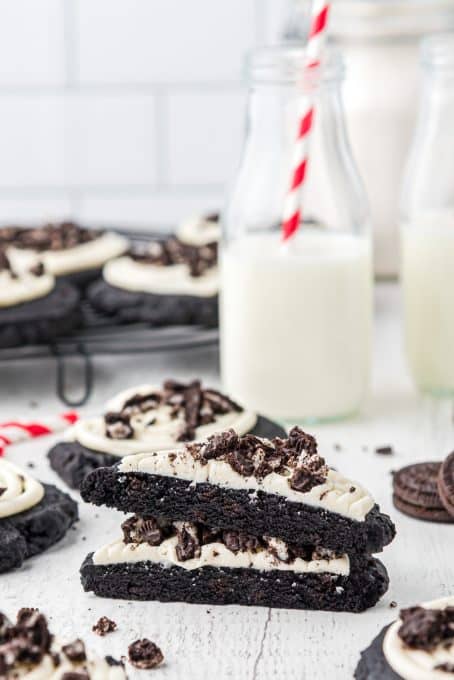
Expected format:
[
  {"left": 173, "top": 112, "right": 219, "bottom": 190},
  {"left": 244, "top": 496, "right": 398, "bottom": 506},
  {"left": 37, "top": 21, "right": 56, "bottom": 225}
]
[
  {"left": 86, "top": 236, "right": 218, "bottom": 327},
  {"left": 0, "top": 251, "right": 81, "bottom": 349}
]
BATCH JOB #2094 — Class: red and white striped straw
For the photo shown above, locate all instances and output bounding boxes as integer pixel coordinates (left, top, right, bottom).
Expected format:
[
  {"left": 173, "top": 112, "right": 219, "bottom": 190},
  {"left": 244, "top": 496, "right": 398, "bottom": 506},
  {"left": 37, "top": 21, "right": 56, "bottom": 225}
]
[
  {"left": 281, "top": 1, "right": 331, "bottom": 242},
  {"left": 0, "top": 411, "right": 78, "bottom": 457}
]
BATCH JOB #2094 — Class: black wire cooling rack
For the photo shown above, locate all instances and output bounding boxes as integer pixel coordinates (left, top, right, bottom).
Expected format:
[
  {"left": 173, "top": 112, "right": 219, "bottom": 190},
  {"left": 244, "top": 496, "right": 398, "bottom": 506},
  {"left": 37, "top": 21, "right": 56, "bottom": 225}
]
[{"left": 0, "top": 229, "right": 219, "bottom": 407}]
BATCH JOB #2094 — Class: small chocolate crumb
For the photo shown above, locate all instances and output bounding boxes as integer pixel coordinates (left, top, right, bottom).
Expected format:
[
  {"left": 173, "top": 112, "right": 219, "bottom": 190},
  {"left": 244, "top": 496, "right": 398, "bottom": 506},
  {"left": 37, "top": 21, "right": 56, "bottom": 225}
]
[
  {"left": 105, "top": 656, "right": 124, "bottom": 667},
  {"left": 128, "top": 639, "right": 164, "bottom": 670},
  {"left": 26, "top": 462, "right": 35, "bottom": 469},
  {"left": 375, "top": 446, "right": 394, "bottom": 456},
  {"left": 61, "top": 673, "right": 89, "bottom": 680},
  {"left": 92, "top": 616, "right": 117, "bottom": 637},
  {"left": 349, "top": 486, "right": 356, "bottom": 493},
  {"left": 0, "top": 486, "right": 6, "bottom": 497},
  {"left": 333, "top": 444, "right": 342, "bottom": 451},
  {"left": 390, "top": 601, "right": 398, "bottom": 608},
  {"left": 435, "top": 663, "right": 454, "bottom": 673}
]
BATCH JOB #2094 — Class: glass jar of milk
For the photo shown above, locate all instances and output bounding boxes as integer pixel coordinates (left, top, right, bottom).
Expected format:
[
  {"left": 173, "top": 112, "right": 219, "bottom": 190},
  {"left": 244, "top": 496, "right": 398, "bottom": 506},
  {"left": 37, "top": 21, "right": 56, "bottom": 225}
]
[
  {"left": 284, "top": 0, "right": 454, "bottom": 277},
  {"left": 401, "top": 35, "right": 454, "bottom": 396},
  {"left": 220, "top": 47, "right": 372, "bottom": 423}
]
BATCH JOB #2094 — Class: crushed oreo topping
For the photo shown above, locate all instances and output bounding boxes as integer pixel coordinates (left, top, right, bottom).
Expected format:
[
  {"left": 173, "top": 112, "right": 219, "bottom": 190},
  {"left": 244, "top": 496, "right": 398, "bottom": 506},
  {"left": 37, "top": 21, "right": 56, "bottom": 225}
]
[
  {"left": 435, "top": 663, "right": 454, "bottom": 673},
  {"left": 122, "top": 516, "right": 171, "bottom": 547},
  {"left": 104, "top": 379, "right": 243, "bottom": 442},
  {"left": 0, "top": 248, "right": 48, "bottom": 279},
  {"left": 0, "top": 608, "right": 52, "bottom": 675},
  {"left": 189, "top": 426, "right": 327, "bottom": 491},
  {"left": 128, "top": 639, "right": 164, "bottom": 670},
  {"left": 375, "top": 446, "right": 394, "bottom": 456},
  {"left": 398, "top": 606, "right": 454, "bottom": 651},
  {"left": 3, "top": 222, "right": 102, "bottom": 252},
  {"left": 121, "top": 514, "right": 342, "bottom": 566},
  {"left": 62, "top": 639, "right": 86, "bottom": 663},
  {"left": 29, "top": 261, "right": 45, "bottom": 277},
  {"left": 130, "top": 235, "right": 217, "bottom": 278},
  {"left": 0, "top": 487, "right": 6, "bottom": 497},
  {"left": 105, "top": 412, "right": 134, "bottom": 440},
  {"left": 92, "top": 617, "right": 117, "bottom": 637}
]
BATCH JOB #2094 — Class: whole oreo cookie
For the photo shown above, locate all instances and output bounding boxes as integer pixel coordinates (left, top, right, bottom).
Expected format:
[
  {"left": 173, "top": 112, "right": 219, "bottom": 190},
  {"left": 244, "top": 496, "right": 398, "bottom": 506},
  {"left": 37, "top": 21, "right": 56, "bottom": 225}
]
[
  {"left": 393, "top": 463, "right": 454, "bottom": 523},
  {"left": 0, "top": 483, "right": 78, "bottom": 573},
  {"left": 438, "top": 452, "right": 454, "bottom": 517},
  {"left": 87, "top": 279, "right": 218, "bottom": 328},
  {"left": 0, "top": 281, "right": 81, "bottom": 349}
]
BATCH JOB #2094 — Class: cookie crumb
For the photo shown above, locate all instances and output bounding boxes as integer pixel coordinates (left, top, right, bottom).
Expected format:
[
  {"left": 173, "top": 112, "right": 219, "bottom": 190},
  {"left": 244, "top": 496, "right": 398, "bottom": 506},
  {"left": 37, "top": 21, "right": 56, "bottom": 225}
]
[
  {"left": 128, "top": 639, "right": 164, "bottom": 670},
  {"left": 93, "top": 616, "right": 117, "bottom": 637},
  {"left": 375, "top": 446, "right": 394, "bottom": 456},
  {"left": 389, "top": 601, "right": 397, "bottom": 608}
]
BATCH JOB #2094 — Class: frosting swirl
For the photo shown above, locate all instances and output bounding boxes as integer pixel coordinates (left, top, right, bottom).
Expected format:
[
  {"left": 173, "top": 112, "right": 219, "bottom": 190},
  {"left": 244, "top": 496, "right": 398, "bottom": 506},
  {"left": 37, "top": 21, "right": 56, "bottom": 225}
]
[
  {"left": 0, "top": 460, "right": 44, "bottom": 518},
  {"left": 177, "top": 213, "right": 220, "bottom": 246}
]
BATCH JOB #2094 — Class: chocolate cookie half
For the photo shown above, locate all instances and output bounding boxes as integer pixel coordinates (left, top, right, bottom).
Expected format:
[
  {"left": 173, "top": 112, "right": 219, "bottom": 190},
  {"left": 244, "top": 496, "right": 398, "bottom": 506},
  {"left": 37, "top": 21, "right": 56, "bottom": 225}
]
[
  {"left": 355, "top": 597, "right": 454, "bottom": 679},
  {"left": 81, "top": 427, "right": 396, "bottom": 556},
  {"left": 48, "top": 379, "right": 285, "bottom": 490},
  {"left": 87, "top": 236, "right": 218, "bottom": 327},
  {"left": 393, "top": 462, "right": 454, "bottom": 523},
  {"left": 0, "top": 460, "right": 78, "bottom": 573},
  {"left": 438, "top": 452, "right": 454, "bottom": 517}
]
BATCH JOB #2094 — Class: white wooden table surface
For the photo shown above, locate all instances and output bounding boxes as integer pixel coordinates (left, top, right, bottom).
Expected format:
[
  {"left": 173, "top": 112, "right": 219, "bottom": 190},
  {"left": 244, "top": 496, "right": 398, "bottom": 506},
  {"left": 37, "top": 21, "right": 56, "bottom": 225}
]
[{"left": 1, "top": 283, "right": 453, "bottom": 680}]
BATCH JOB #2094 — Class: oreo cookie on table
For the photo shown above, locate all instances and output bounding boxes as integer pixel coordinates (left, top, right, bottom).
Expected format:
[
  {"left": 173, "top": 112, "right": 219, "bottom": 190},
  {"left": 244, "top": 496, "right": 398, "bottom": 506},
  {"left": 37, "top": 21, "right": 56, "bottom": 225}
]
[
  {"left": 0, "top": 459, "right": 78, "bottom": 573},
  {"left": 80, "top": 426, "right": 394, "bottom": 612},
  {"left": 438, "top": 452, "right": 454, "bottom": 518},
  {"left": 393, "top": 460, "right": 454, "bottom": 523},
  {"left": 48, "top": 378, "right": 286, "bottom": 490},
  {"left": 0, "top": 251, "right": 81, "bottom": 349},
  {"left": 87, "top": 236, "right": 219, "bottom": 327},
  {"left": 355, "top": 596, "right": 454, "bottom": 678},
  {"left": 1, "top": 221, "right": 129, "bottom": 289}
]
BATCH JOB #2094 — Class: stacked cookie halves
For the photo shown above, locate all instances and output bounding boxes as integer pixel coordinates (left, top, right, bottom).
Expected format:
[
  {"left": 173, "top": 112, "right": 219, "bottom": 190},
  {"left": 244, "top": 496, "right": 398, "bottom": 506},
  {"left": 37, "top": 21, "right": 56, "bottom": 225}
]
[{"left": 80, "top": 427, "right": 395, "bottom": 613}]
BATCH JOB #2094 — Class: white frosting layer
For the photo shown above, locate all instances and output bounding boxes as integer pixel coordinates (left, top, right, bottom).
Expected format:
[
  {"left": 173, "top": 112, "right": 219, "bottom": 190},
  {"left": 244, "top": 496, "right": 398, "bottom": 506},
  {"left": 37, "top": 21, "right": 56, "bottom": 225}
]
[
  {"left": 93, "top": 535, "right": 350, "bottom": 575},
  {"left": 69, "top": 383, "right": 257, "bottom": 456},
  {"left": 0, "top": 269, "right": 54, "bottom": 308},
  {"left": 118, "top": 452, "right": 374, "bottom": 521},
  {"left": 11, "top": 641, "right": 126, "bottom": 680},
  {"left": 0, "top": 459, "right": 44, "bottom": 518},
  {"left": 8, "top": 231, "right": 128, "bottom": 276},
  {"left": 177, "top": 214, "right": 220, "bottom": 246},
  {"left": 384, "top": 597, "right": 454, "bottom": 680},
  {"left": 103, "top": 255, "right": 219, "bottom": 297}
]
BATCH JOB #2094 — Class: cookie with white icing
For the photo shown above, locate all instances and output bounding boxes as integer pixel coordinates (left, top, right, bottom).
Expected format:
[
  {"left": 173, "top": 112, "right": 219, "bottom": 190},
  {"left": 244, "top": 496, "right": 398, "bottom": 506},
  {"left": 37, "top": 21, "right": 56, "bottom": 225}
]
[
  {"left": 48, "top": 379, "right": 285, "bottom": 490},
  {"left": 0, "top": 252, "right": 81, "bottom": 349},
  {"left": 86, "top": 236, "right": 219, "bottom": 327},
  {"left": 177, "top": 212, "right": 220, "bottom": 246},
  {"left": 0, "top": 608, "right": 126, "bottom": 679},
  {"left": 81, "top": 426, "right": 395, "bottom": 557},
  {"left": 355, "top": 597, "right": 454, "bottom": 679},
  {"left": 2, "top": 221, "right": 129, "bottom": 288},
  {"left": 81, "top": 514, "right": 389, "bottom": 612},
  {"left": 0, "top": 459, "right": 78, "bottom": 573}
]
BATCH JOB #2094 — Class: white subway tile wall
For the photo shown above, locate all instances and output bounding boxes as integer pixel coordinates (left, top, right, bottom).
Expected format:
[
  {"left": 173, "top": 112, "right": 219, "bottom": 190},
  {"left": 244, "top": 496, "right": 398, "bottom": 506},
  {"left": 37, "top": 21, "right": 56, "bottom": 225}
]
[{"left": 0, "top": 0, "right": 288, "bottom": 230}]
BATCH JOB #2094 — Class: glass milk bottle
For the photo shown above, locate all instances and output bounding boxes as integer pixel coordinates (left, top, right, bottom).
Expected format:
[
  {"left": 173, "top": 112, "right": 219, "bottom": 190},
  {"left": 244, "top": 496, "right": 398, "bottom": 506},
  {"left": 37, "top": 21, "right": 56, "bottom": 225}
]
[
  {"left": 401, "top": 35, "right": 454, "bottom": 396},
  {"left": 220, "top": 47, "right": 372, "bottom": 423}
]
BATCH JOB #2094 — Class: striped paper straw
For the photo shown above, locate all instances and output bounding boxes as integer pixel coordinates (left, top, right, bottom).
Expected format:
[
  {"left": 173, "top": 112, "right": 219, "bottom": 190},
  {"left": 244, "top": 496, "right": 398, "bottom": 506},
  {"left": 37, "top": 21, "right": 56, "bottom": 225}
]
[
  {"left": 282, "top": 1, "right": 331, "bottom": 241},
  {"left": 0, "top": 411, "right": 78, "bottom": 457}
]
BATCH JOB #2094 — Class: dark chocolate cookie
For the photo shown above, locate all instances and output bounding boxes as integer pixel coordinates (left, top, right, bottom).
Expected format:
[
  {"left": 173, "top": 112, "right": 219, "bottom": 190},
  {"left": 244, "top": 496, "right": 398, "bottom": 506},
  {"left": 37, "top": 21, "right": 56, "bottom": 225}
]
[
  {"left": 355, "top": 625, "right": 401, "bottom": 679},
  {"left": 48, "top": 415, "right": 287, "bottom": 490},
  {"left": 87, "top": 279, "right": 218, "bottom": 327},
  {"left": 0, "top": 483, "right": 78, "bottom": 573},
  {"left": 438, "top": 452, "right": 454, "bottom": 517},
  {"left": 0, "top": 281, "right": 81, "bottom": 349},
  {"left": 81, "top": 554, "right": 389, "bottom": 613},
  {"left": 392, "top": 462, "right": 454, "bottom": 523}
]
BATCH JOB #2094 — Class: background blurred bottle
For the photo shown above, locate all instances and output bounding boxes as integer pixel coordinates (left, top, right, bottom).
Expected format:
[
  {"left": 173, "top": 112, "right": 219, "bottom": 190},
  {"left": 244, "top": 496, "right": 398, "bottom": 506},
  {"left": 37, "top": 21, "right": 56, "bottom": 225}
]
[{"left": 401, "top": 34, "right": 454, "bottom": 396}]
